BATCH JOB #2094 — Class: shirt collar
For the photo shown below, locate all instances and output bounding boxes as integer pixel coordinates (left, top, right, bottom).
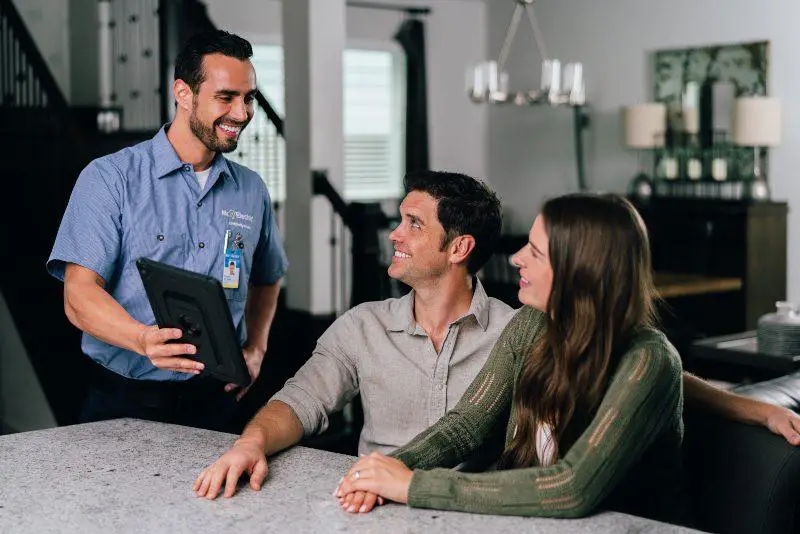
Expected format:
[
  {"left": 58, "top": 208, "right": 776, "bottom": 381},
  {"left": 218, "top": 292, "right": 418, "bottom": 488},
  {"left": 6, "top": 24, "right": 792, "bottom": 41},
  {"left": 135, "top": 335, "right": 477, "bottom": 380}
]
[
  {"left": 386, "top": 290, "right": 418, "bottom": 334},
  {"left": 465, "top": 277, "right": 491, "bottom": 331},
  {"left": 385, "top": 277, "right": 492, "bottom": 334},
  {"left": 151, "top": 124, "right": 239, "bottom": 190}
]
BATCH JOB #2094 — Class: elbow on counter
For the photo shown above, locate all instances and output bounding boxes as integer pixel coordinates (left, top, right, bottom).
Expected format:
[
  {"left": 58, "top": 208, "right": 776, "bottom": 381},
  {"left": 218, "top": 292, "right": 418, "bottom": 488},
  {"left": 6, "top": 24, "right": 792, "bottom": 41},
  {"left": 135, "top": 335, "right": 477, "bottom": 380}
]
[{"left": 516, "top": 478, "right": 605, "bottom": 519}]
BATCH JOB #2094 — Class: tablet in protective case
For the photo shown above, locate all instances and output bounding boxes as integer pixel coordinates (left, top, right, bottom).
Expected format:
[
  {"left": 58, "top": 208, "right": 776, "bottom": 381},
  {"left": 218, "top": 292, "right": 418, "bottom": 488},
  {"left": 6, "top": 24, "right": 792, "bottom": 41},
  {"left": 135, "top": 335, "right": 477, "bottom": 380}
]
[{"left": 136, "top": 258, "right": 250, "bottom": 386}]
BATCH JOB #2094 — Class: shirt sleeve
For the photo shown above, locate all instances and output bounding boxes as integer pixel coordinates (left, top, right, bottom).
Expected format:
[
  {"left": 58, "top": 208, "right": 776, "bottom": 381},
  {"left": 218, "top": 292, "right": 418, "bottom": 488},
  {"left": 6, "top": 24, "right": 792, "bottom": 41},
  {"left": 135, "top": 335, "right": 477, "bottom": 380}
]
[
  {"left": 269, "top": 310, "right": 360, "bottom": 436},
  {"left": 46, "top": 159, "right": 123, "bottom": 283},
  {"left": 391, "top": 307, "right": 543, "bottom": 470},
  {"left": 249, "top": 187, "right": 287, "bottom": 285},
  {"left": 405, "top": 339, "right": 684, "bottom": 518}
]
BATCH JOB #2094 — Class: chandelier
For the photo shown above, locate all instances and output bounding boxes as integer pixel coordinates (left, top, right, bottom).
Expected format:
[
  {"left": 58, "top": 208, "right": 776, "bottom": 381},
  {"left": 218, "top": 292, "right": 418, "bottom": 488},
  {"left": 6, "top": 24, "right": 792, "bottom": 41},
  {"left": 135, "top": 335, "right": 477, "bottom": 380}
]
[{"left": 467, "top": 0, "right": 585, "bottom": 107}]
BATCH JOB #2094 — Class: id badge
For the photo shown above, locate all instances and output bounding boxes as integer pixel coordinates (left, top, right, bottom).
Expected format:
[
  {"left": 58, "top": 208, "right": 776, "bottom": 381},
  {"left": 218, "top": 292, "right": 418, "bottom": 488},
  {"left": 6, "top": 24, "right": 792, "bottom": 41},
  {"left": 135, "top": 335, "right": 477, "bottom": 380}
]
[{"left": 222, "top": 230, "right": 241, "bottom": 289}]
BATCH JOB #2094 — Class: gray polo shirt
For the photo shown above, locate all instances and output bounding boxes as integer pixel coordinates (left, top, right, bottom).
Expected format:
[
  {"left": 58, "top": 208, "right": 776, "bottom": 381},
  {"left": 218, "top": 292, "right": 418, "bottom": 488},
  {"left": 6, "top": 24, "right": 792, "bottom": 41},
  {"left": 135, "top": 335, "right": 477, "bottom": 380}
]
[{"left": 270, "top": 279, "right": 517, "bottom": 455}]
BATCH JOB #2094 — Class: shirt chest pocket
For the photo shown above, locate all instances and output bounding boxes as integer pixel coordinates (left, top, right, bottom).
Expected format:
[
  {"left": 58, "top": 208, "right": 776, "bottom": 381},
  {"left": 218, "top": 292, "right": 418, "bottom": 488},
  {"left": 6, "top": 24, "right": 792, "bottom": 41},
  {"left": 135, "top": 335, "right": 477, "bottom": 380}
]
[{"left": 128, "top": 228, "right": 188, "bottom": 267}]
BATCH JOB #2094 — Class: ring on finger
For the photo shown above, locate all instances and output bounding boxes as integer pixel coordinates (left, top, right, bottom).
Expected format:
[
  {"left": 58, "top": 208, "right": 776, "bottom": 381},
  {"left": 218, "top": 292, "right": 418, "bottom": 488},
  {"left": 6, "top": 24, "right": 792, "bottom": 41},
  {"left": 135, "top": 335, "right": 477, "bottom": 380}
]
[{"left": 354, "top": 470, "right": 361, "bottom": 481}]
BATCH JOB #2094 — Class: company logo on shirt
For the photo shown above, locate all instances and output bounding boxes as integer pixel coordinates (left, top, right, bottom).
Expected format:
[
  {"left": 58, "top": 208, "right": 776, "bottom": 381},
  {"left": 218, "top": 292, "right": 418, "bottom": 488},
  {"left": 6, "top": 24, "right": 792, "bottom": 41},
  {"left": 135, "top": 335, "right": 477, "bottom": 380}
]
[{"left": 221, "top": 209, "right": 255, "bottom": 223}]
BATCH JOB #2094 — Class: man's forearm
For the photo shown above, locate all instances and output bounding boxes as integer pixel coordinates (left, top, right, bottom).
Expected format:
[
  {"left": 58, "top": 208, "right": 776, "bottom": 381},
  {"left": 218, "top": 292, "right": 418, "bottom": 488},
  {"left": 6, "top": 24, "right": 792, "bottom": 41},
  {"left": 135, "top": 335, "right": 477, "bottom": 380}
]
[
  {"left": 64, "top": 267, "right": 148, "bottom": 355},
  {"left": 682, "top": 371, "right": 766, "bottom": 425},
  {"left": 244, "top": 281, "right": 281, "bottom": 352},
  {"left": 239, "top": 400, "right": 304, "bottom": 456}
]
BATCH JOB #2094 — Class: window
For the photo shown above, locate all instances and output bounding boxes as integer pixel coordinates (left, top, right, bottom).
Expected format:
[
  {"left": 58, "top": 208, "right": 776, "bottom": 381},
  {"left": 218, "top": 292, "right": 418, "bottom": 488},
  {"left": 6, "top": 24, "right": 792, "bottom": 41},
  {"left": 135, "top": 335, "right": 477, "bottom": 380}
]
[
  {"left": 228, "top": 45, "right": 404, "bottom": 202},
  {"left": 343, "top": 49, "right": 405, "bottom": 200}
]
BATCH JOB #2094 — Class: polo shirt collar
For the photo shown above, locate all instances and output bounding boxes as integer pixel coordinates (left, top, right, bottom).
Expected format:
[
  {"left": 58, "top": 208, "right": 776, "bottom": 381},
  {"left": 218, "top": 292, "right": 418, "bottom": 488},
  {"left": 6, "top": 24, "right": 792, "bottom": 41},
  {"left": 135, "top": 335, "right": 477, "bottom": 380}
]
[
  {"left": 385, "top": 277, "right": 492, "bottom": 334},
  {"left": 151, "top": 124, "right": 239, "bottom": 190}
]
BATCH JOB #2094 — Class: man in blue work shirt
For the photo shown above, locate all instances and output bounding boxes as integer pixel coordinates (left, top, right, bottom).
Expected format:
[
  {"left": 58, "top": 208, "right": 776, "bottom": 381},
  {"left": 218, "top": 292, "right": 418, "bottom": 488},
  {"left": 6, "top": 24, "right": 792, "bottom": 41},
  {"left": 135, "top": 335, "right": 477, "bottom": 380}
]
[{"left": 47, "top": 30, "right": 287, "bottom": 432}]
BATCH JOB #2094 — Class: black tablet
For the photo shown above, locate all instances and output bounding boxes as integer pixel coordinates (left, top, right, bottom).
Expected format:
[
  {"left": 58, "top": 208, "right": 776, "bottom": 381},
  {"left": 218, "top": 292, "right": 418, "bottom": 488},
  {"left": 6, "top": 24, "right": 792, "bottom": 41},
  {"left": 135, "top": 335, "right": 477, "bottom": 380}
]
[{"left": 136, "top": 258, "right": 250, "bottom": 386}]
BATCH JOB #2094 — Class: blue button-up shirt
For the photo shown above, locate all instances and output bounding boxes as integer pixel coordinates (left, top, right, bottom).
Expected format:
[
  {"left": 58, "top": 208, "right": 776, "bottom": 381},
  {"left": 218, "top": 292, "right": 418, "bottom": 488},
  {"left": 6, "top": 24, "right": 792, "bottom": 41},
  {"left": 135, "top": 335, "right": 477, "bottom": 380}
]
[{"left": 47, "top": 125, "right": 288, "bottom": 381}]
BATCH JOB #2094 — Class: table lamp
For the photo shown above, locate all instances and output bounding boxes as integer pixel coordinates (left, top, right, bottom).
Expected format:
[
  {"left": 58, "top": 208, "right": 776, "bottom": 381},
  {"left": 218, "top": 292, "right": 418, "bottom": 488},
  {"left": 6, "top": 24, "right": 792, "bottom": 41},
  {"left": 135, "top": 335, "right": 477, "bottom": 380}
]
[
  {"left": 625, "top": 103, "right": 666, "bottom": 201},
  {"left": 733, "top": 96, "right": 781, "bottom": 200}
]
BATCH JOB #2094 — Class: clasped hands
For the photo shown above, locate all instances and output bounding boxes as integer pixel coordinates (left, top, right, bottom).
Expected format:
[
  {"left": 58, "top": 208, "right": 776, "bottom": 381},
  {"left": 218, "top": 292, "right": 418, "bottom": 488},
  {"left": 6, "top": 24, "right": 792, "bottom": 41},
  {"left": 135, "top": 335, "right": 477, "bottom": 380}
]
[{"left": 332, "top": 452, "right": 413, "bottom": 514}]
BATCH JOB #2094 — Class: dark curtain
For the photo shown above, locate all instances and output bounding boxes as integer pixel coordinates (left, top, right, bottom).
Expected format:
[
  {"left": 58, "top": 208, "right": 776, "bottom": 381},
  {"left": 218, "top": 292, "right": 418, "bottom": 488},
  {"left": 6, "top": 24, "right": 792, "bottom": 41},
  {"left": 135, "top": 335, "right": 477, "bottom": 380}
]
[{"left": 394, "top": 17, "right": 430, "bottom": 173}]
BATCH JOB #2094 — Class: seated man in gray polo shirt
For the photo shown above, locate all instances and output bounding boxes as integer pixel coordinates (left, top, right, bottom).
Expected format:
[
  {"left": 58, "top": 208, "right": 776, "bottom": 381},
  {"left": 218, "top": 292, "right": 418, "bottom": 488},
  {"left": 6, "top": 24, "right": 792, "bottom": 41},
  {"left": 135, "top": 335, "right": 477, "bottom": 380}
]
[{"left": 194, "top": 171, "right": 800, "bottom": 504}]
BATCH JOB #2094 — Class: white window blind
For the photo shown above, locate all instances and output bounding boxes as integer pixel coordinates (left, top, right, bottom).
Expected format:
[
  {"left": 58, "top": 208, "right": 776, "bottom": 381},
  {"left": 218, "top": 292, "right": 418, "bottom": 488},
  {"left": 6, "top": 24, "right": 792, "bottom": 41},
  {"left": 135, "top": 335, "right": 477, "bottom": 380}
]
[
  {"left": 230, "top": 45, "right": 404, "bottom": 202},
  {"left": 343, "top": 49, "right": 404, "bottom": 200}
]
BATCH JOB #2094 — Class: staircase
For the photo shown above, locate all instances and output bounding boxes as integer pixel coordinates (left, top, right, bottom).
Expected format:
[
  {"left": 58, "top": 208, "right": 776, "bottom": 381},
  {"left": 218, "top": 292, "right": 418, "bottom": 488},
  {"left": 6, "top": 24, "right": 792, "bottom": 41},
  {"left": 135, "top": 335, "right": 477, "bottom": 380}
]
[{"left": 0, "top": 0, "right": 158, "bottom": 425}]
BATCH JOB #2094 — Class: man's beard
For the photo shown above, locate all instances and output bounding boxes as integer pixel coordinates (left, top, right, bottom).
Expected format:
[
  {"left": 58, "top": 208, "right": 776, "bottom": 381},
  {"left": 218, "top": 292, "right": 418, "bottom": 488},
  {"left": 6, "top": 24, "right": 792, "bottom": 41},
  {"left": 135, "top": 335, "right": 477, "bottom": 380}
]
[{"left": 189, "top": 108, "right": 247, "bottom": 154}]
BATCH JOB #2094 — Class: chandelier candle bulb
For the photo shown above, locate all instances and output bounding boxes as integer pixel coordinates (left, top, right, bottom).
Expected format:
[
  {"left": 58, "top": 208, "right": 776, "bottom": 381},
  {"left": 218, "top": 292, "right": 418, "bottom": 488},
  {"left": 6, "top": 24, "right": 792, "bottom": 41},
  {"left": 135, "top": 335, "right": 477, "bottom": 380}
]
[
  {"left": 540, "top": 59, "right": 551, "bottom": 91},
  {"left": 486, "top": 61, "right": 499, "bottom": 95},
  {"left": 541, "top": 59, "right": 561, "bottom": 93},
  {"left": 565, "top": 63, "right": 585, "bottom": 105},
  {"left": 490, "top": 71, "right": 510, "bottom": 103},
  {"left": 466, "top": 64, "right": 486, "bottom": 101},
  {"left": 549, "top": 60, "right": 561, "bottom": 99}
]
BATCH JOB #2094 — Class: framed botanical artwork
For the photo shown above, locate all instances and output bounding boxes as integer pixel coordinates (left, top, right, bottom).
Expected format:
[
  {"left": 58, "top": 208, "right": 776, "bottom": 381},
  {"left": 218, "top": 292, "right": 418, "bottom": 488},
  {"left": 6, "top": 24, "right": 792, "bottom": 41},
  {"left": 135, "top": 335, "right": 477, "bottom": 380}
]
[
  {"left": 653, "top": 40, "right": 769, "bottom": 179},
  {"left": 654, "top": 41, "right": 768, "bottom": 102}
]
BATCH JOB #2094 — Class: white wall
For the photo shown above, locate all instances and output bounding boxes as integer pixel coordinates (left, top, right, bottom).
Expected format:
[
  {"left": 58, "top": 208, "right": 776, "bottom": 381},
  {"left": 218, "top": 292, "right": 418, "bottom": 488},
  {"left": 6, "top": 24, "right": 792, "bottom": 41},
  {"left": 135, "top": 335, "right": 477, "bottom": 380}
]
[
  {"left": 206, "top": 0, "right": 488, "bottom": 182},
  {"left": 12, "top": 0, "right": 71, "bottom": 101},
  {"left": 487, "top": 0, "right": 799, "bottom": 299}
]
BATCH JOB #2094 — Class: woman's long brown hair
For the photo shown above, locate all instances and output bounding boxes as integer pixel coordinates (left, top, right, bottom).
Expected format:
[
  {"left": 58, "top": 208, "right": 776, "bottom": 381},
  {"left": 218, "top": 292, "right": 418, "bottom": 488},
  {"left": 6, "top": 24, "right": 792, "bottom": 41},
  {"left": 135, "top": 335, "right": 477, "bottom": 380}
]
[{"left": 497, "top": 194, "right": 658, "bottom": 469}]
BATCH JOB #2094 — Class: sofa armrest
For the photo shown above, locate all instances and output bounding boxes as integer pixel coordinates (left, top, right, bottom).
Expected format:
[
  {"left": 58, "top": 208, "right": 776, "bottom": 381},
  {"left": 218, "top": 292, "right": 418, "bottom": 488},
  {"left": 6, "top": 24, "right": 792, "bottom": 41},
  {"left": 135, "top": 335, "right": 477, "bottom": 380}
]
[
  {"left": 684, "top": 410, "right": 800, "bottom": 533},
  {"left": 733, "top": 373, "right": 800, "bottom": 413}
]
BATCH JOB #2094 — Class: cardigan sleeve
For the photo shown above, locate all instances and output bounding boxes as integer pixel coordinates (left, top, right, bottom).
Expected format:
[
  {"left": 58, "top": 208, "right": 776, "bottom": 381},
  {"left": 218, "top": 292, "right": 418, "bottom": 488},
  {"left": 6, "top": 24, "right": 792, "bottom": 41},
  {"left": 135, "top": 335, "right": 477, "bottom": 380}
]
[{"left": 406, "top": 338, "right": 683, "bottom": 518}]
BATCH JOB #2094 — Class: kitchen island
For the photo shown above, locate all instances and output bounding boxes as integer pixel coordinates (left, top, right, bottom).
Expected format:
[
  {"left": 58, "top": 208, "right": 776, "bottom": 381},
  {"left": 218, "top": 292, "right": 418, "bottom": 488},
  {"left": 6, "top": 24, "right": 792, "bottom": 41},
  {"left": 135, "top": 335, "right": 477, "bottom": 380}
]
[{"left": 0, "top": 419, "right": 699, "bottom": 533}]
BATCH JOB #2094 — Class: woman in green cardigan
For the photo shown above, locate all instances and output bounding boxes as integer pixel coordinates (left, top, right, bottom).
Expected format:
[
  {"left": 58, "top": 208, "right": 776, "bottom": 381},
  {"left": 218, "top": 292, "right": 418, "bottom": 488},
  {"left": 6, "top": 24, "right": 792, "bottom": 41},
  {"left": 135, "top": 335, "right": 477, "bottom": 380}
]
[{"left": 334, "top": 193, "right": 689, "bottom": 524}]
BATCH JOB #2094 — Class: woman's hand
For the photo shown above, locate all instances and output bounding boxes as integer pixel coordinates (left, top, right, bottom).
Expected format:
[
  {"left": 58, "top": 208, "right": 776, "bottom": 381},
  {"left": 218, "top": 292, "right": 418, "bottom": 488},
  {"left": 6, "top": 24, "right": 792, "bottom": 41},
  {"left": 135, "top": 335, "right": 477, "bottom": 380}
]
[{"left": 333, "top": 452, "right": 413, "bottom": 511}]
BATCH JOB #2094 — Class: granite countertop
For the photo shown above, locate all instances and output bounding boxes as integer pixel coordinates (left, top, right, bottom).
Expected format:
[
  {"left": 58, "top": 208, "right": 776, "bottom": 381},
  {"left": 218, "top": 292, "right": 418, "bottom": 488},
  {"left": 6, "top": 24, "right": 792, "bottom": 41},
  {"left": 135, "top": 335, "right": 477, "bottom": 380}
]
[{"left": 0, "top": 419, "right": 700, "bottom": 533}]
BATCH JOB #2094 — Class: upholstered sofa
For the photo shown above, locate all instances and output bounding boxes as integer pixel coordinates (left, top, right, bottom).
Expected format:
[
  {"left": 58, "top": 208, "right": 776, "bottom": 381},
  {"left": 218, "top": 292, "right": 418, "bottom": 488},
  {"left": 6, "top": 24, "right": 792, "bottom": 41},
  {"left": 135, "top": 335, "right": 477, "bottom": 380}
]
[{"left": 685, "top": 374, "right": 800, "bottom": 534}]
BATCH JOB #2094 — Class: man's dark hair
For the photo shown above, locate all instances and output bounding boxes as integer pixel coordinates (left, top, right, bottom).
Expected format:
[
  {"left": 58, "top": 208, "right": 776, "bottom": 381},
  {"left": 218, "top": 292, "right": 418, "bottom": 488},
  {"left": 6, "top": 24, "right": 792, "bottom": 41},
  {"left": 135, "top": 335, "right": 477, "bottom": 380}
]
[
  {"left": 174, "top": 30, "right": 253, "bottom": 93},
  {"left": 404, "top": 171, "right": 502, "bottom": 274}
]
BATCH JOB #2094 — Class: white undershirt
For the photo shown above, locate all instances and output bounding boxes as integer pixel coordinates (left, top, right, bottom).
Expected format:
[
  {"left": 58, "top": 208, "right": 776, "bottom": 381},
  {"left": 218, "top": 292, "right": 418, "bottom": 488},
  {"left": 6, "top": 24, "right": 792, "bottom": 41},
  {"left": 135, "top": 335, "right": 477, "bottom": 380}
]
[
  {"left": 195, "top": 168, "right": 212, "bottom": 190},
  {"left": 512, "top": 423, "right": 556, "bottom": 466},
  {"left": 536, "top": 424, "right": 556, "bottom": 467}
]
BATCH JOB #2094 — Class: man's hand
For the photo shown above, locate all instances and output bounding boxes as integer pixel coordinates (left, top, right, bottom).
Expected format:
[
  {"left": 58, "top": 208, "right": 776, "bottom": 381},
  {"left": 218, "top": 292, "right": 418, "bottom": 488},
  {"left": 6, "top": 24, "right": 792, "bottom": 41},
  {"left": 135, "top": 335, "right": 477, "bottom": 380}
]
[
  {"left": 136, "top": 326, "right": 203, "bottom": 374},
  {"left": 334, "top": 453, "right": 412, "bottom": 511},
  {"left": 225, "top": 345, "right": 265, "bottom": 401},
  {"left": 193, "top": 438, "right": 268, "bottom": 499},
  {"left": 763, "top": 404, "right": 800, "bottom": 445}
]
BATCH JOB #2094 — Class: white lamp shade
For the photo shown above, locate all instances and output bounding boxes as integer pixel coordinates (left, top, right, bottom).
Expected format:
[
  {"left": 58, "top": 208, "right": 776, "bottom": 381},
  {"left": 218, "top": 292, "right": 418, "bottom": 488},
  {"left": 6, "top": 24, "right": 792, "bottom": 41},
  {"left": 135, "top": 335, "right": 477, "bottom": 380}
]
[
  {"left": 733, "top": 96, "right": 782, "bottom": 146},
  {"left": 624, "top": 103, "right": 666, "bottom": 149}
]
